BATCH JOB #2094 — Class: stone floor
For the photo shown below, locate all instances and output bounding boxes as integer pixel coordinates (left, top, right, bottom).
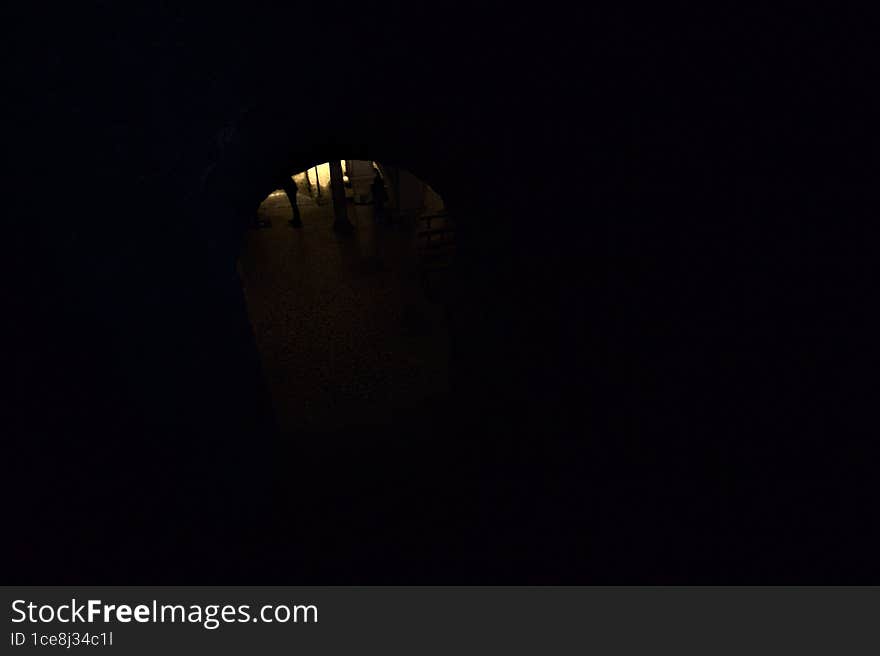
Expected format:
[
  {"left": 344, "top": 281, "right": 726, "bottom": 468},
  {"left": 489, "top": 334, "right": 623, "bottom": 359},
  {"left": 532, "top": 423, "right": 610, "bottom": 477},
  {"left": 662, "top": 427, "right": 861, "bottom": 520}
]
[
  {"left": 235, "top": 186, "right": 495, "bottom": 580},
  {"left": 237, "top": 187, "right": 451, "bottom": 441},
  {"left": 229, "top": 185, "right": 591, "bottom": 583}
]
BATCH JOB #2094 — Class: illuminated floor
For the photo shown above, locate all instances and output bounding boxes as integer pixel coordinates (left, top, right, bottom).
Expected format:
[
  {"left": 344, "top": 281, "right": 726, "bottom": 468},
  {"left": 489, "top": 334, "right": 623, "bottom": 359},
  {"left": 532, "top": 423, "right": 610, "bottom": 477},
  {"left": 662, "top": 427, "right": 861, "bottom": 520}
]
[
  {"left": 236, "top": 190, "right": 566, "bottom": 581},
  {"left": 237, "top": 189, "right": 451, "bottom": 441}
]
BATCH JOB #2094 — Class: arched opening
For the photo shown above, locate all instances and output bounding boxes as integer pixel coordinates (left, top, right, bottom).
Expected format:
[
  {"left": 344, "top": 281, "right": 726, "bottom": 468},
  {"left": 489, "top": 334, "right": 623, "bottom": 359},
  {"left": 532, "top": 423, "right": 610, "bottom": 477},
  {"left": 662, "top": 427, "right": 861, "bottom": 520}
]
[
  {"left": 237, "top": 159, "right": 455, "bottom": 439},
  {"left": 189, "top": 118, "right": 518, "bottom": 578}
]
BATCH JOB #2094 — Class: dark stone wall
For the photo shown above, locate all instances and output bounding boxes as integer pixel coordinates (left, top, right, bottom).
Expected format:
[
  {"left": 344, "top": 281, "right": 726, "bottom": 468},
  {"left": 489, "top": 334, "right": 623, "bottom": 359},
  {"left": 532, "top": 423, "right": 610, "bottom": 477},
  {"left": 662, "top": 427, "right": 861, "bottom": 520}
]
[{"left": 6, "top": 5, "right": 876, "bottom": 581}]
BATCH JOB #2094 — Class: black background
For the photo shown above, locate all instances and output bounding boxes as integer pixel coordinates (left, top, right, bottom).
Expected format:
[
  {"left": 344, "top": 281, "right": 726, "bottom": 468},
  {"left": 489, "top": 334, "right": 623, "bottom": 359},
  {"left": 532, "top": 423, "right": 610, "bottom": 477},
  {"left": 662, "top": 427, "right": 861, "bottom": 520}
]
[{"left": 4, "top": 4, "right": 877, "bottom": 582}]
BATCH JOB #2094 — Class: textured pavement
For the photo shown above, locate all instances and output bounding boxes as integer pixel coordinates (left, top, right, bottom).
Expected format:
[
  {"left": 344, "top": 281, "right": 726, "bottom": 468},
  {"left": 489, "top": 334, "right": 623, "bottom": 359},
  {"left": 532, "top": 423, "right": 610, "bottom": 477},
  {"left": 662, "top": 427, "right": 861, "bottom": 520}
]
[{"left": 238, "top": 187, "right": 451, "bottom": 439}]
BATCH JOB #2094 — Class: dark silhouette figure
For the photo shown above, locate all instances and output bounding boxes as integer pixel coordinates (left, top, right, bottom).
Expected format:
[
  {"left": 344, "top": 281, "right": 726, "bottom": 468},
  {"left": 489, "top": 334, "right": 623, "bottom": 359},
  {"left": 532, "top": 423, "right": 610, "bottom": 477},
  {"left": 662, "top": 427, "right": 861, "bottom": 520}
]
[
  {"left": 329, "top": 159, "right": 354, "bottom": 232},
  {"left": 371, "top": 170, "right": 389, "bottom": 223},
  {"left": 282, "top": 178, "right": 302, "bottom": 227}
]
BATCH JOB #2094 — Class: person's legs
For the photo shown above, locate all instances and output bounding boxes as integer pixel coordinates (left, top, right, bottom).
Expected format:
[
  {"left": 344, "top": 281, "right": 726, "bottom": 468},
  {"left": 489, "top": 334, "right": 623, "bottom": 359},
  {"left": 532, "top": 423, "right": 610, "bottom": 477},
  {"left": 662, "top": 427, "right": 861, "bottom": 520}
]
[
  {"left": 283, "top": 182, "right": 303, "bottom": 228},
  {"left": 290, "top": 199, "right": 301, "bottom": 227}
]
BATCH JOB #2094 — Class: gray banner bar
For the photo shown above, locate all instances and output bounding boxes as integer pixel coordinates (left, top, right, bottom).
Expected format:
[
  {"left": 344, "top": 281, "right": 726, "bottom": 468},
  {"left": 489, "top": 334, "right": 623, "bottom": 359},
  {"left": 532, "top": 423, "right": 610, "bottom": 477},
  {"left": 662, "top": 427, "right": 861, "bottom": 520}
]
[{"left": 3, "top": 588, "right": 878, "bottom": 654}]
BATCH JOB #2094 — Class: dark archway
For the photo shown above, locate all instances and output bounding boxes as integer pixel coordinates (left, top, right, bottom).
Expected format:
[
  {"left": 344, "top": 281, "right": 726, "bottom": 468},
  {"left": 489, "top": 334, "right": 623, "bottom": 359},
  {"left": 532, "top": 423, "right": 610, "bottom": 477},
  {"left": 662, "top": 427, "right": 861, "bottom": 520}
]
[{"left": 11, "top": 4, "right": 872, "bottom": 586}]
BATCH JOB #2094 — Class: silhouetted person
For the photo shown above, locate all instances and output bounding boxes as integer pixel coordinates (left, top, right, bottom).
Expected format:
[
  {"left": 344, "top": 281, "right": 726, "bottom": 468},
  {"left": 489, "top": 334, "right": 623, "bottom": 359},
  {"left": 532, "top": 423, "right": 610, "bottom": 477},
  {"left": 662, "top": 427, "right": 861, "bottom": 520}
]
[
  {"left": 282, "top": 178, "right": 302, "bottom": 228},
  {"left": 371, "top": 170, "right": 388, "bottom": 223}
]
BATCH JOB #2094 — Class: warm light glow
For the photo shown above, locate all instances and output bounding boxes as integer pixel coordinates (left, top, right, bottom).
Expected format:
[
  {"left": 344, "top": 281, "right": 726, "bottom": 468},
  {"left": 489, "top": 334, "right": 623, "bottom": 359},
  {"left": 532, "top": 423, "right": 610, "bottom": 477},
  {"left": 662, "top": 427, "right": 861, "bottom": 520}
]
[
  {"left": 300, "top": 162, "right": 335, "bottom": 188},
  {"left": 266, "top": 161, "right": 385, "bottom": 203}
]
